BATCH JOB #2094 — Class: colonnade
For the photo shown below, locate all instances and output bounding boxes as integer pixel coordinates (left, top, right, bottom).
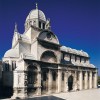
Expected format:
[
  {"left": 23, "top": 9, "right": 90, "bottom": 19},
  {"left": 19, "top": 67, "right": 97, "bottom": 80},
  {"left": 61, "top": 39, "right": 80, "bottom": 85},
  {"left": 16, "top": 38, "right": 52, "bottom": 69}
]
[
  {"left": 79, "top": 71, "right": 97, "bottom": 90},
  {"left": 37, "top": 69, "right": 98, "bottom": 94},
  {"left": 12, "top": 67, "right": 98, "bottom": 99}
]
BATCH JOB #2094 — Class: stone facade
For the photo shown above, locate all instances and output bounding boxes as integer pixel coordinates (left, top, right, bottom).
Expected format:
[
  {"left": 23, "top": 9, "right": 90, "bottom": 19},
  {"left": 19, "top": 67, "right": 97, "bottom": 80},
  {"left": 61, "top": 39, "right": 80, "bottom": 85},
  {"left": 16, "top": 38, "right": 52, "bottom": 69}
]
[{"left": 2, "top": 4, "right": 98, "bottom": 99}]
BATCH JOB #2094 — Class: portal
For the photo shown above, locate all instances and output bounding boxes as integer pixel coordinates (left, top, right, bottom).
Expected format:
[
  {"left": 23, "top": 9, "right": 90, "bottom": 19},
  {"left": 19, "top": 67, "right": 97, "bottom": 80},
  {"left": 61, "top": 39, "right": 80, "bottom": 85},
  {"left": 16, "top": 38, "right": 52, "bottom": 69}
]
[{"left": 68, "top": 75, "right": 73, "bottom": 91}]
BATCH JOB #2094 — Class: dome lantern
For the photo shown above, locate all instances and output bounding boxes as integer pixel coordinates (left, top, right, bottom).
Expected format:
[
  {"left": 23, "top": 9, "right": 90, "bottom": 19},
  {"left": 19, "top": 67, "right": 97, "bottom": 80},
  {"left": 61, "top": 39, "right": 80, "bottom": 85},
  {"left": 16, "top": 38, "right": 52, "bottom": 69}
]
[{"left": 25, "top": 3, "right": 48, "bottom": 31}]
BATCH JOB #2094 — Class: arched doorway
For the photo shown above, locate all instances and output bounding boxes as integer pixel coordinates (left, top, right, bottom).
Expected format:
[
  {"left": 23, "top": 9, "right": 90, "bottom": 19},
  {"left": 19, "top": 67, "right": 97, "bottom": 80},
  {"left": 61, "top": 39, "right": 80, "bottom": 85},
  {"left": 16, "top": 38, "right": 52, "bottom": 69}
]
[
  {"left": 27, "top": 65, "right": 37, "bottom": 96},
  {"left": 68, "top": 75, "right": 73, "bottom": 91},
  {"left": 40, "top": 51, "right": 57, "bottom": 94}
]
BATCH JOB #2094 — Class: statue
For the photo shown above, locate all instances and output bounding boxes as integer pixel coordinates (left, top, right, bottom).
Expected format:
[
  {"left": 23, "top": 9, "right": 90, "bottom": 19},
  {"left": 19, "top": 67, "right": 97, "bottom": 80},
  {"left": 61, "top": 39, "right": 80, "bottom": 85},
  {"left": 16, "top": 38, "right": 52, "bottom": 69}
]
[{"left": 45, "top": 18, "right": 51, "bottom": 30}]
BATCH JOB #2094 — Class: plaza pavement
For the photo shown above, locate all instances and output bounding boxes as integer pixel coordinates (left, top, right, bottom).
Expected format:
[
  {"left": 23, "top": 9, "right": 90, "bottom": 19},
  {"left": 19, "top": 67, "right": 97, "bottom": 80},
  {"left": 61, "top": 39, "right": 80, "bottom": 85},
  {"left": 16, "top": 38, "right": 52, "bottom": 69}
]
[
  {"left": 29, "top": 88, "right": 100, "bottom": 100},
  {"left": 52, "top": 88, "right": 100, "bottom": 100},
  {"left": 2, "top": 88, "right": 100, "bottom": 100}
]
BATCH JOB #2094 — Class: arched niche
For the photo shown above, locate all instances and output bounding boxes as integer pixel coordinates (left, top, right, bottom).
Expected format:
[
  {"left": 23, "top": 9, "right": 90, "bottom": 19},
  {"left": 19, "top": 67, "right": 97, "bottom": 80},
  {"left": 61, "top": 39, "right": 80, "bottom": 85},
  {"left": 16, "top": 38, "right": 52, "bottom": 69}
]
[
  {"left": 27, "top": 64, "right": 38, "bottom": 96},
  {"left": 40, "top": 51, "right": 57, "bottom": 63},
  {"left": 27, "top": 64, "right": 37, "bottom": 85}
]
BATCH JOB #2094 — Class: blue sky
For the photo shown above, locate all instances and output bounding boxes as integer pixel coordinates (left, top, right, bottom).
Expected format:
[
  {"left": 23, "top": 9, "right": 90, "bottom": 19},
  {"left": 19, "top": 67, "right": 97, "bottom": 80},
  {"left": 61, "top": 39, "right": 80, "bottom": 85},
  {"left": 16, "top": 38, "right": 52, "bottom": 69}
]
[{"left": 0, "top": 0, "right": 100, "bottom": 74}]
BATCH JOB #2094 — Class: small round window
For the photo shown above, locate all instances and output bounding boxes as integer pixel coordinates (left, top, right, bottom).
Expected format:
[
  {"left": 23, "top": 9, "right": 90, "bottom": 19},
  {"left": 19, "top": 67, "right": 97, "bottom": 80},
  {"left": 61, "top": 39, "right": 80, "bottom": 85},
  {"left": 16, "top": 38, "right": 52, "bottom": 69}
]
[{"left": 47, "top": 32, "right": 52, "bottom": 40}]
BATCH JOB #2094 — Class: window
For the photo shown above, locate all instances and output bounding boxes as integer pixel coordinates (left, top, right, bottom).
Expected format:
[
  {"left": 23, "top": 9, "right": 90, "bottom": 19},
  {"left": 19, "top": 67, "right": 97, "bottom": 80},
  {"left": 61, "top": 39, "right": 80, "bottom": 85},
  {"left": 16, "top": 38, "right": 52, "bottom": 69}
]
[
  {"left": 12, "top": 61, "right": 16, "bottom": 70},
  {"left": 5, "top": 61, "right": 9, "bottom": 71},
  {"left": 75, "top": 56, "right": 77, "bottom": 62},
  {"left": 70, "top": 55, "right": 71, "bottom": 61},
  {"left": 47, "top": 32, "right": 52, "bottom": 40},
  {"left": 84, "top": 58, "right": 86, "bottom": 63},
  {"left": 43, "top": 23, "right": 45, "bottom": 29},
  {"left": 39, "top": 21, "right": 41, "bottom": 28},
  {"left": 80, "top": 57, "right": 81, "bottom": 62}
]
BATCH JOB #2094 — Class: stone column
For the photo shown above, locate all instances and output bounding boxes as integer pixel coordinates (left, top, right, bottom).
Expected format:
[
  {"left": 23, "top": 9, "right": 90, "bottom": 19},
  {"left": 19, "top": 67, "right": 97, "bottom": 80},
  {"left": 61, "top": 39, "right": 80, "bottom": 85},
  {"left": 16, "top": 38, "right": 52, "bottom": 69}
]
[
  {"left": 48, "top": 69, "right": 52, "bottom": 94},
  {"left": 73, "top": 71, "right": 77, "bottom": 91},
  {"left": 94, "top": 72, "right": 97, "bottom": 88},
  {"left": 57, "top": 69, "right": 62, "bottom": 93},
  {"left": 79, "top": 71, "right": 83, "bottom": 90},
  {"left": 12, "top": 71, "right": 18, "bottom": 98},
  {"left": 64, "top": 71, "right": 68, "bottom": 92},
  {"left": 37, "top": 71, "right": 41, "bottom": 95},
  {"left": 84, "top": 71, "right": 88, "bottom": 89},
  {"left": 89, "top": 71, "right": 92, "bottom": 89}
]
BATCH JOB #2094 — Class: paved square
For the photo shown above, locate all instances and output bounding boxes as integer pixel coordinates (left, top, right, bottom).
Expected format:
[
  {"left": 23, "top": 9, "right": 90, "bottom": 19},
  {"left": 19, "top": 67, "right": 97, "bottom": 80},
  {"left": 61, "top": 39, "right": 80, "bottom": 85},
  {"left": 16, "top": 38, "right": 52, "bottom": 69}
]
[
  {"left": 53, "top": 89, "right": 100, "bottom": 100},
  {"left": 2, "top": 89, "right": 100, "bottom": 100}
]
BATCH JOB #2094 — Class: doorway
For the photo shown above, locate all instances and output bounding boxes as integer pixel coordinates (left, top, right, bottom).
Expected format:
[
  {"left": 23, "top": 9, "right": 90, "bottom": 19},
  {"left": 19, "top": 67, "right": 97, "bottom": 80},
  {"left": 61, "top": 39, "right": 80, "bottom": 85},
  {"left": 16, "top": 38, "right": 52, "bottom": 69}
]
[{"left": 68, "top": 75, "right": 73, "bottom": 91}]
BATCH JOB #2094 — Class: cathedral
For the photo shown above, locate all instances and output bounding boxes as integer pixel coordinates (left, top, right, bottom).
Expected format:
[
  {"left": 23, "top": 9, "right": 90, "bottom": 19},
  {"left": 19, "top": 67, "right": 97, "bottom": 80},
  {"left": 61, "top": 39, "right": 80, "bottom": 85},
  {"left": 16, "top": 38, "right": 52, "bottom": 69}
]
[{"left": 1, "top": 4, "right": 98, "bottom": 99}]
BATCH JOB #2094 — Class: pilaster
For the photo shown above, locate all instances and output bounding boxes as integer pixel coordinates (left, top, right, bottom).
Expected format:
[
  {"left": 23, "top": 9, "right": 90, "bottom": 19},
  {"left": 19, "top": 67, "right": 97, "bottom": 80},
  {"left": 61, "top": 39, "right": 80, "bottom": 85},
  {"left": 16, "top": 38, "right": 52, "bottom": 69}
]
[
  {"left": 79, "top": 71, "right": 83, "bottom": 90},
  {"left": 94, "top": 72, "right": 97, "bottom": 88},
  {"left": 37, "top": 71, "right": 41, "bottom": 95},
  {"left": 73, "top": 71, "right": 77, "bottom": 91},
  {"left": 64, "top": 71, "right": 68, "bottom": 92},
  {"left": 57, "top": 69, "right": 62, "bottom": 93},
  {"left": 48, "top": 69, "right": 52, "bottom": 94},
  {"left": 84, "top": 71, "right": 88, "bottom": 89},
  {"left": 89, "top": 71, "right": 92, "bottom": 89}
]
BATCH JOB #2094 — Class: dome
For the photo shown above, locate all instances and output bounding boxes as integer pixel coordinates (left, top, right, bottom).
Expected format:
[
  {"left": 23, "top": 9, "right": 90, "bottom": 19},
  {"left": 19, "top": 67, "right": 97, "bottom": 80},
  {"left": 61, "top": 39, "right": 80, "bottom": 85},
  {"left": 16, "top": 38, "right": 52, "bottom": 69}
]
[
  {"left": 4, "top": 49, "right": 19, "bottom": 58},
  {"left": 26, "top": 9, "right": 46, "bottom": 22}
]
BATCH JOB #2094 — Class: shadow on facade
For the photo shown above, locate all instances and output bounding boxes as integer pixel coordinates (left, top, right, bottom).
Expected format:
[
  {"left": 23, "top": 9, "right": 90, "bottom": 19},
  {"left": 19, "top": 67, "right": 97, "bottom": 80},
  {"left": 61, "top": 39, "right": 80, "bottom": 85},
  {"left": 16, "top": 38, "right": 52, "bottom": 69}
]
[
  {"left": 21, "top": 96, "right": 65, "bottom": 100},
  {"left": 0, "top": 71, "right": 13, "bottom": 99}
]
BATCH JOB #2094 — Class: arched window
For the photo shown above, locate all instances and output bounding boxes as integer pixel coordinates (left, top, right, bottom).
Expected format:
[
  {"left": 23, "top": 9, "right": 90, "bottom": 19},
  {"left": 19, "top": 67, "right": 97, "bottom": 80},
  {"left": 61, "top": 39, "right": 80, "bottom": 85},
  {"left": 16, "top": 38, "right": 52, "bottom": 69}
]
[{"left": 41, "top": 51, "right": 57, "bottom": 63}]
